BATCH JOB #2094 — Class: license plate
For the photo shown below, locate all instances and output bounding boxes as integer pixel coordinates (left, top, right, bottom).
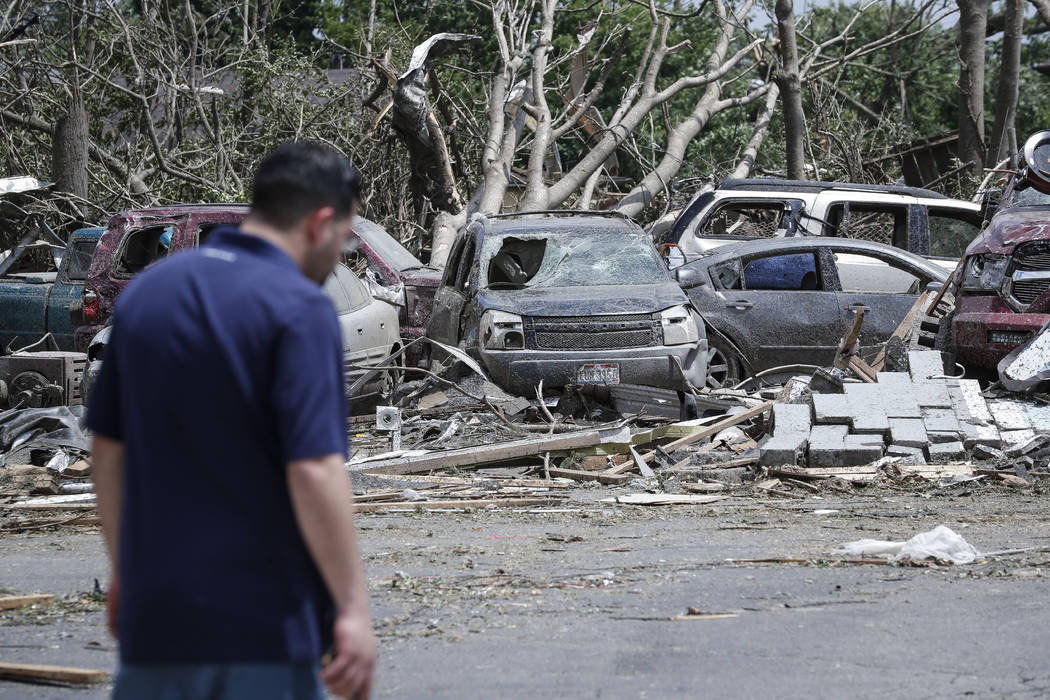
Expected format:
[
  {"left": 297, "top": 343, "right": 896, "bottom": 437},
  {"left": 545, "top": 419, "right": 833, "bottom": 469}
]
[{"left": 576, "top": 363, "right": 620, "bottom": 385}]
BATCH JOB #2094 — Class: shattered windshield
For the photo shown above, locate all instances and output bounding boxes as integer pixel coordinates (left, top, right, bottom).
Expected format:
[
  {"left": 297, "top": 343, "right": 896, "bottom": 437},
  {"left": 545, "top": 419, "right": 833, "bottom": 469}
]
[
  {"left": 1008, "top": 186, "right": 1050, "bottom": 207},
  {"left": 481, "top": 230, "right": 667, "bottom": 289}
]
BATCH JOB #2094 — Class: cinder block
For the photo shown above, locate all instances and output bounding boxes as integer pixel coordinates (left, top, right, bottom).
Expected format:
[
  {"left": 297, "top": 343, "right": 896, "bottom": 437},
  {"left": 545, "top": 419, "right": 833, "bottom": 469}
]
[
  {"left": 950, "top": 380, "right": 1002, "bottom": 448},
  {"left": 808, "top": 425, "right": 848, "bottom": 467},
  {"left": 971, "top": 444, "right": 1004, "bottom": 461},
  {"left": 914, "top": 381, "right": 952, "bottom": 408},
  {"left": 844, "top": 433, "right": 885, "bottom": 466},
  {"left": 876, "top": 372, "right": 914, "bottom": 389},
  {"left": 1002, "top": 429, "right": 1037, "bottom": 452},
  {"left": 928, "top": 431, "right": 961, "bottom": 444},
  {"left": 887, "top": 444, "right": 927, "bottom": 464},
  {"left": 812, "top": 393, "right": 851, "bottom": 424},
  {"left": 875, "top": 373, "right": 922, "bottom": 418},
  {"left": 928, "top": 441, "right": 966, "bottom": 462},
  {"left": 923, "top": 407, "right": 961, "bottom": 435},
  {"left": 843, "top": 384, "right": 890, "bottom": 434},
  {"left": 1023, "top": 403, "right": 1050, "bottom": 434},
  {"left": 989, "top": 400, "right": 1032, "bottom": 431},
  {"left": 772, "top": 403, "right": 812, "bottom": 437},
  {"left": 888, "top": 418, "right": 928, "bottom": 448},
  {"left": 908, "top": 350, "right": 946, "bottom": 383},
  {"left": 759, "top": 434, "right": 807, "bottom": 466}
]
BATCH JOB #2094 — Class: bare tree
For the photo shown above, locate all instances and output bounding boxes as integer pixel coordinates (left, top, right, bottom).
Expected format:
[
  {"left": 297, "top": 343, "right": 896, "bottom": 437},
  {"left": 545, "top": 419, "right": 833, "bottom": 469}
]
[
  {"left": 988, "top": 0, "right": 1022, "bottom": 166},
  {"left": 956, "top": 0, "right": 987, "bottom": 178},
  {"left": 775, "top": 0, "right": 805, "bottom": 180}
]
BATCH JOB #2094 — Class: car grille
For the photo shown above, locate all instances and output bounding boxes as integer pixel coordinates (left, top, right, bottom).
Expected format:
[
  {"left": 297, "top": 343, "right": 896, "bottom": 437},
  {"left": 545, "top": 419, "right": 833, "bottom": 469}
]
[
  {"left": 526, "top": 313, "right": 658, "bottom": 350},
  {"left": 1011, "top": 279, "right": 1050, "bottom": 305},
  {"left": 1013, "top": 243, "right": 1050, "bottom": 271}
]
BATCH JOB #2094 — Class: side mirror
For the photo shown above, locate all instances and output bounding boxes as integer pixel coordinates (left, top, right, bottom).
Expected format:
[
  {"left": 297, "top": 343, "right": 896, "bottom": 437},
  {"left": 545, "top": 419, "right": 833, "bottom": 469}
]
[
  {"left": 673, "top": 267, "right": 706, "bottom": 289},
  {"left": 926, "top": 281, "right": 944, "bottom": 294}
]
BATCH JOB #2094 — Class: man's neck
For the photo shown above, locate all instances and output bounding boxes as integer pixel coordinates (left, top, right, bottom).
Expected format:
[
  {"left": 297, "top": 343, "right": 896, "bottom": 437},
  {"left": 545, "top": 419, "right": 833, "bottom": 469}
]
[{"left": 240, "top": 216, "right": 305, "bottom": 269}]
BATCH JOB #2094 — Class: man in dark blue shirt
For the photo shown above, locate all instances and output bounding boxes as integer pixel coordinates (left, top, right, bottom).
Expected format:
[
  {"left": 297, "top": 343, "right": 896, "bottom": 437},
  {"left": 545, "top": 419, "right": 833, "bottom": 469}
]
[{"left": 89, "top": 142, "right": 375, "bottom": 699}]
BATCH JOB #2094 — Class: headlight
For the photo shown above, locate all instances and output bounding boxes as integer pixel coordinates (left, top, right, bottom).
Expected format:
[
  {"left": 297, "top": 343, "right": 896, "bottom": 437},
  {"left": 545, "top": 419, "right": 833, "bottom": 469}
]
[
  {"left": 959, "top": 253, "right": 1009, "bottom": 291},
  {"left": 660, "top": 305, "right": 699, "bottom": 346},
  {"left": 480, "top": 310, "right": 524, "bottom": 350}
]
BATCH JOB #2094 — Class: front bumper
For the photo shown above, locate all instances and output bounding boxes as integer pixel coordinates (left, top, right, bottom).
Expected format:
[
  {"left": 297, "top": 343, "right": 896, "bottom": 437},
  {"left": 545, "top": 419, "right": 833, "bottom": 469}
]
[
  {"left": 952, "top": 294, "right": 1049, "bottom": 369},
  {"left": 478, "top": 340, "right": 709, "bottom": 395}
]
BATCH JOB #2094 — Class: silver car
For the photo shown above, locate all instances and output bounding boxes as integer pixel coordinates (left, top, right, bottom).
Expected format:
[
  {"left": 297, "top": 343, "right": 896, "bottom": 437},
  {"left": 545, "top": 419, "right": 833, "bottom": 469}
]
[{"left": 82, "top": 262, "right": 401, "bottom": 408}]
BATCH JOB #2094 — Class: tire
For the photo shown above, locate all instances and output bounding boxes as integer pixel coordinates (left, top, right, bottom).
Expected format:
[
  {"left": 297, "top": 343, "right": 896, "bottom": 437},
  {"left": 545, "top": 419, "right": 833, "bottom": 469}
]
[{"left": 705, "top": 335, "right": 743, "bottom": 390}]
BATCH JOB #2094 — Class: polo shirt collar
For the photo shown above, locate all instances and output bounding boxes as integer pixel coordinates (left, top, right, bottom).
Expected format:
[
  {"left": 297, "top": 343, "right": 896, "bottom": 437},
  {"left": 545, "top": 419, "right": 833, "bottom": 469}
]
[{"left": 207, "top": 226, "right": 299, "bottom": 272}]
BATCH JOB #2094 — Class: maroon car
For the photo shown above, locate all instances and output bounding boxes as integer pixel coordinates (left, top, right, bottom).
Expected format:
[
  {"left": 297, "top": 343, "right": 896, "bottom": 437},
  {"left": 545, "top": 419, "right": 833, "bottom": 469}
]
[
  {"left": 74, "top": 204, "right": 439, "bottom": 365},
  {"left": 952, "top": 132, "right": 1050, "bottom": 369}
]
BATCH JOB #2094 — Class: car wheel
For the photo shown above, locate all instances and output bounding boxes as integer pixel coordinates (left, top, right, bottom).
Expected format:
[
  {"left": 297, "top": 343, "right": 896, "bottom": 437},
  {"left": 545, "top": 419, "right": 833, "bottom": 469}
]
[
  {"left": 382, "top": 346, "right": 404, "bottom": 397},
  {"left": 705, "top": 336, "right": 742, "bottom": 390}
]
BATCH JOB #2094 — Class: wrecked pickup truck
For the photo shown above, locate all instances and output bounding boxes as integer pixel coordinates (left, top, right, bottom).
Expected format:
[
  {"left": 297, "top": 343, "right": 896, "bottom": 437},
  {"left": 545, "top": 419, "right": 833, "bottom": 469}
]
[
  {"left": 426, "top": 211, "right": 708, "bottom": 394},
  {"left": 0, "top": 226, "right": 102, "bottom": 352},
  {"left": 951, "top": 131, "right": 1050, "bottom": 370}
]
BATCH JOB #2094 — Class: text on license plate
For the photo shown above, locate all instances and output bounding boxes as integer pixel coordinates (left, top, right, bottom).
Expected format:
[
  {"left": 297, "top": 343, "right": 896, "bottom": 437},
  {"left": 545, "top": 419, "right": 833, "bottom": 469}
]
[{"left": 576, "top": 363, "right": 620, "bottom": 385}]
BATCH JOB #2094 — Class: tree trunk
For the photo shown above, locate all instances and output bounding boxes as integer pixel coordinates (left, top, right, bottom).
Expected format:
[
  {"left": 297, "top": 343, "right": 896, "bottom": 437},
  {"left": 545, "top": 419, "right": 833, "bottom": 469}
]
[
  {"left": 731, "top": 83, "right": 781, "bottom": 179},
  {"left": 957, "top": 0, "right": 987, "bottom": 178},
  {"left": 988, "top": 0, "right": 1021, "bottom": 166},
  {"left": 776, "top": 0, "right": 805, "bottom": 180},
  {"left": 51, "top": 88, "right": 89, "bottom": 199}
]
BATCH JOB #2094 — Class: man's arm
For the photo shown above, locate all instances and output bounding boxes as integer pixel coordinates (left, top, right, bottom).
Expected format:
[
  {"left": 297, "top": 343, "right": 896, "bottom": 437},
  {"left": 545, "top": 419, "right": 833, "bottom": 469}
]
[
  {"left": 91, "top": 435, "right": 125, "bottom": 637},
  {"left": 287, "top": 454, "right": 375, "bottom": 699}
]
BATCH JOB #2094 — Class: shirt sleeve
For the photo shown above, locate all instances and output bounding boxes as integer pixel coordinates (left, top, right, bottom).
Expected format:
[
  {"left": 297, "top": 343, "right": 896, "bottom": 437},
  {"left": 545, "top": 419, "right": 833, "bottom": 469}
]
[
  {"left": 85, "top": 324, "right": 123, "bottom": 441},
  {"left": 271, "top": 294, "right": 349, "bottom": 464}
]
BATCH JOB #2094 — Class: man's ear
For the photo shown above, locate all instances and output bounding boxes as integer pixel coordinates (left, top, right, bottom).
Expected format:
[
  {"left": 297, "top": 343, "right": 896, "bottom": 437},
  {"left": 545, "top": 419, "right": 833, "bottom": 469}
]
[{"left": 304, "top": 206, "right": 337, "bottom": 246}]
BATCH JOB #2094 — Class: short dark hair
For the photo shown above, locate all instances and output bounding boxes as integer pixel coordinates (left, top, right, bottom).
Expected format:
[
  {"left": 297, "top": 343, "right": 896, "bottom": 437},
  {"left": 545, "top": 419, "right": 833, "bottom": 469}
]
[{"left": 250, "top": 141, "right": 362, "bottom": 229}]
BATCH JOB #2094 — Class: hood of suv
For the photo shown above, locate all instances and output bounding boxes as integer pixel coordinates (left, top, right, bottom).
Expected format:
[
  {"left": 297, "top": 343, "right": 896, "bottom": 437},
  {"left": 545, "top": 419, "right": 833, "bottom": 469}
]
[
  {"left": 967, "top": 205, "right": 1050, "bottom": 255},
  {"left": 477, "top": 281, "right": 688, "bottom": 317}
]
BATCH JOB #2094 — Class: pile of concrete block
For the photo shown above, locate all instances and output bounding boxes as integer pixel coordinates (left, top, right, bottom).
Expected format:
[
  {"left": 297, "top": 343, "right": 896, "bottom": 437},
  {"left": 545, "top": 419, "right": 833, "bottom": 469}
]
[{"left": 760, "top": 350, "right": 1050, "bottom": 468}]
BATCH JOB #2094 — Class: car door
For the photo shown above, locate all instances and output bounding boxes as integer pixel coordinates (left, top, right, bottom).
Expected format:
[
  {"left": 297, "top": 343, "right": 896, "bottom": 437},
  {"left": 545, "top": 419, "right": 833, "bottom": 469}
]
[
  {"left": 829, "top": 248, "right": 934, "bottom": 351},
  {"left": 709, "top": 247, "right": 845, "bottom": 370},
  {"left": 426, "top": 233, "right": 473, "bottom": 346},
  {"left": 47, "top": 234, "right": 98, "bottom": 350},
  {"left": 338, "top": 265, "right": 396, "bottom": 367}
]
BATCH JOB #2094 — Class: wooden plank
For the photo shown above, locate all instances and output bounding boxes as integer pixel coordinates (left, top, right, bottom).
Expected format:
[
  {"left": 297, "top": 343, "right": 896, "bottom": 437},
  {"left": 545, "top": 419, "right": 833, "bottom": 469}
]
[
  {"left": 0, "top": 662, "right": 107, "bottom": 687},
  {"left": 353, "top": 497, "right": 556, "bottom": 512},
  {"left": 848, "top": 355, "right": 878, "bottom": 383},
  {"left": 545, "top": 467, "right": 631, "bottom": 484},
  {"left": 358, "top": 430, "right": 602, "bottom": 475},
  {"left": 925, "top": 264, "right": 960, "bottom": 317},
  {"left": 834, "top": 307, "right": 867, "bottom": 370},
  {"left": 0, "top": 594, "right": 54, "bottom": 611},
  {"left": 603, "top": 493, "right": 730, "bottom": 506},
  {"left": 652, "top": 402, "right": 774, "bottom": 457},
  {"left": 4, "top": 503, "right": 97, "bottom": 512},
  {"left": 374, "top": 474, "right": 571, "bottom": 489}
]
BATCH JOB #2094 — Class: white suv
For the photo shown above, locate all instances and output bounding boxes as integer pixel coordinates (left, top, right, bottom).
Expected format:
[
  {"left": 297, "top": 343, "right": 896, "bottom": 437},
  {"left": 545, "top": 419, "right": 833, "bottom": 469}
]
[{"left": 662, "top": 179, "right": 981, "bottom": 288}]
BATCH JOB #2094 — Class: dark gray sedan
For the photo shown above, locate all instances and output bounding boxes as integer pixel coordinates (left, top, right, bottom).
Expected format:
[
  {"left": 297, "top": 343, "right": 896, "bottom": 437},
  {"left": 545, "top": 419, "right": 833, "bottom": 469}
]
[{"left": 673, "top": 237, "right": 948, "bottom": 388}]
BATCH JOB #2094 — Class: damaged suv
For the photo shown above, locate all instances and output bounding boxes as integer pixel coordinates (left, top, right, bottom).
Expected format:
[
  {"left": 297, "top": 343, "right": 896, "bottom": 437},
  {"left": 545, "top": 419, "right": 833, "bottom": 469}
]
[
  {"left": 426, "top": 212, "right": 708, "bottom": 394},
  {"left": 952, "top": 131, "right": 1050, "bottom": 369}
]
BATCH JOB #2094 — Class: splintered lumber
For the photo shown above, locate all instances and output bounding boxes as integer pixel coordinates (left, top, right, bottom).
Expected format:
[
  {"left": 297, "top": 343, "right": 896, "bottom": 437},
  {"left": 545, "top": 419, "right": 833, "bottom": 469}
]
[
  {"left": 603, "top": 493, "right": 730, "bottom": 506},
  {"left": 848, "top": 356, "right": 878, "bottom": 383},
  {"left": 834, "top": 307, "right": 867, "bottom": 370},
  {"left": 357, "top": 430, "right": 602, "bottom": 476},
  {"left": 0, "top": 594, "right": 54, "bottom": 611},
  {"left": 545, "top": 467, "right": 631, "bottom": 484},
  {"left": 871, "top": 291, "right": 929, "bottom": 371},
  {"left": 375, "top": 474, "right": 571, "bottom": 489},
  {"left": 353, "top": 497, "right": 556, "bottom": 512},
  {"left": 604, "top": 402, "right": 773, "bottom": 475},
  {"left": 0, "top": 662, "right": 107, "bottom": 687}
]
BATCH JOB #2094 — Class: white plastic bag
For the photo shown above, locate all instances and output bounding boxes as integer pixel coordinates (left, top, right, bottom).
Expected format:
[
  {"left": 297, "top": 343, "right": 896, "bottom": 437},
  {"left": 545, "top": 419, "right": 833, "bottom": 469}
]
[{"left": 833, "top": 525, "right": 979, "bottom": 565}]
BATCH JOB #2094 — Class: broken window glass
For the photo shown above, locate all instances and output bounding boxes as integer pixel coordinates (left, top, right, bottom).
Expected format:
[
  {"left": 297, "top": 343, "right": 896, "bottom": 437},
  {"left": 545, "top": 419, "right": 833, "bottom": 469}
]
[
  {"left": 480, "top": 231, "right": 667, "bottom": 289},
  {"left": 743, "top": 253, "right": 820, "bottom": 291},
  {"left": 64, "top": 240, "right": 97, "bottom": 281},
  {"left": 700, "top": 203, "right": 787, "bottom": 239},
  {"left": 115, "top": 225, "right": 174, "bottom": 276},
  {"left": 928, "top": 210, "right": 981, "bottom": 258},
  {"left": 711, "top": 259, "right": 743, "bottom": 290},
  {"left": 834, "top": 253, "right": 922, "bottom": 294}
]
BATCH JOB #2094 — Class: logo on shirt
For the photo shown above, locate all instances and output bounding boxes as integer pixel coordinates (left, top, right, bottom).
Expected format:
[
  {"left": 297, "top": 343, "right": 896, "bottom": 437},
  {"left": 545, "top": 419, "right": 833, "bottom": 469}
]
[{"left": 202, "top": 249, "right": 237, "bottom": 263}]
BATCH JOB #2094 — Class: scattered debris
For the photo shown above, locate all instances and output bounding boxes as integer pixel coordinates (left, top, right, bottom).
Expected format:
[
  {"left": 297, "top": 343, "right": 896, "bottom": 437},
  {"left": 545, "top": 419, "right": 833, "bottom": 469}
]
[
  {"left": 0, "top": 662, "right": 107, "bottom": 687},
  {"left": 833, "top": 525, "right": 979, "bottom": 565}
]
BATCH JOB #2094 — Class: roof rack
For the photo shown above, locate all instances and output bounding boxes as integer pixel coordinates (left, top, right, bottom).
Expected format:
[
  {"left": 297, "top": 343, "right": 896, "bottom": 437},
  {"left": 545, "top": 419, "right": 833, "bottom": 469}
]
[
  {"left": 479, "top": 209, "right": 633, "bottom": 220},
  {"left": 718, "top": 178, "right": 948, "bottom": 200}
]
